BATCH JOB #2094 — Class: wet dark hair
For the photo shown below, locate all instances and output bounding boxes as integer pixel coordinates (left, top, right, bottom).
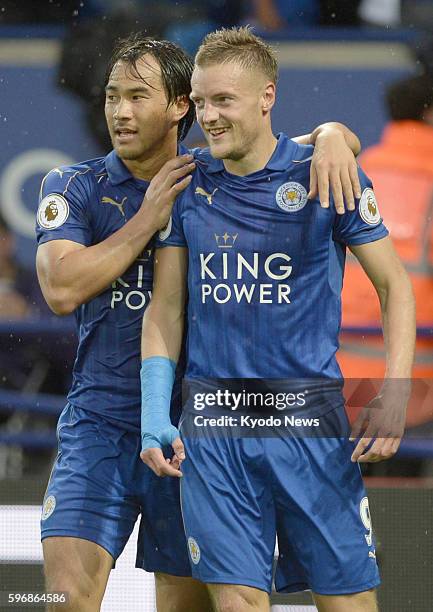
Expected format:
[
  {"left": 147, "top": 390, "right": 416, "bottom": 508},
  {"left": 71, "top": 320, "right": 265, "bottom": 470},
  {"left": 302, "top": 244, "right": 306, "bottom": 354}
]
[
  {"left": 106, "top": 33, "right": 195, "bottom": 141},
  {"left": 386, "top": 73, "right": 433, "bottom": 121}
]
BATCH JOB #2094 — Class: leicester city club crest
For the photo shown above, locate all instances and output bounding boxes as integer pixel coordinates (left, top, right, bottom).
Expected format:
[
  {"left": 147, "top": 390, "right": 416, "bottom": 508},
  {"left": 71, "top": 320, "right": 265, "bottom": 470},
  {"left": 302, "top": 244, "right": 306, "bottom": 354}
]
[
  {"left": 187, "top": 536, "right": 201, "bottom": 565},
  {"left": 41, "top": 495, "right": 56, "bottom": 521},
  {"left": 276, "top": 182, "right": 308, "bottom": 212}
]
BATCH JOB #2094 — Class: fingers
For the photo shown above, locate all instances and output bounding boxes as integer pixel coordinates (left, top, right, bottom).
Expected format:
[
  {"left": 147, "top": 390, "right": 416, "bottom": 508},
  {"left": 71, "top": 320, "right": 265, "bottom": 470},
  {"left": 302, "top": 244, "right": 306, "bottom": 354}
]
[
  {"left": 169, "top": 455, "right": 181, "bottom": 470},
  {"left": 162, "top": 158, "right": 195, "bottom": 196},
  {"left": 167, "top": 161, "right": 196, "bottom": 185},
  {"left": 172, "top": 436, "right": 186, "bottom": 461},
  {"left": 145, "top": 156, "right": 195, "bottom": 206},
  {"left": 349, "top": 410, "right": 368, "bottom": 441},
  {"left": 151, "top": 154, "right": 195, "bottom": 192},
  {"left": 140, "top": 448, "right": 183, "bottom": 478},
  {"left": 349, "top": 162, "right": 362, "bottom": 200},
  {"left": 391, "top": 437, "right": 402, "bottom": 455},
  {"left": 308, "top": 165, "right": 318, "bottom": 202},
  {"left": 351, "top": 435, "right": 373, "bottom": 463},
  {"left": 171, "top": 174, "right": 193, "bottom": 195},
  {"left": 356, "top": 436, "right": 401, "bottom": 463},
  {"left": 350, "top": 418, "right": 377, "bottom": 462},
  {"left": 315, "top": 165, "right": 330, "bottom": 209},
  {"left": 312, "top": 161, "right": 361, "bottom": 213},
  {"left": 164, "top": 153, "right": 194, "bottom": 172},
  {"left": 351, "top": 427, "right": 403, "bottom": 463},
  {"left": 330, "top": 170, "right": 345, "bottom": 215},
  {"left": 340, "top": 167, "right": 355, "bottom": 211}
]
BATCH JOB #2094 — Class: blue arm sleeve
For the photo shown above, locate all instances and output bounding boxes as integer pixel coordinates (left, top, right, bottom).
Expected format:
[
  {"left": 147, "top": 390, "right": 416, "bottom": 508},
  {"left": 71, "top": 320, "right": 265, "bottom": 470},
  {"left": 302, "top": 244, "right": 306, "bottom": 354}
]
[
  {"left": 155, "top": 193, "right": 187, "bottom": 248},
  {"left": 332, "top": 166, "right": 388, "bottom": 246},
  {"left": 140, "top": 356, "right": 180, "bottom": 451},
  {"left": 36, "top": 165, "right": 93, "bottom": 246}
]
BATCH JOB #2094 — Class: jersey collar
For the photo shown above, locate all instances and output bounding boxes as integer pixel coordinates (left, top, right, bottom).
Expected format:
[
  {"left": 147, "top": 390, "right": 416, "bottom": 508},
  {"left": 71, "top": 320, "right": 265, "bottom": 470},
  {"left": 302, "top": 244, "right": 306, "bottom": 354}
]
[
  {"left": 105, "top": 145, "right": 190, "bottom": 185},
  {"left": 105, "top": 150, "right": 134, "bottom": 186},
  {"left": 206, "top": 133, "right": 300, "bottom": 175}
]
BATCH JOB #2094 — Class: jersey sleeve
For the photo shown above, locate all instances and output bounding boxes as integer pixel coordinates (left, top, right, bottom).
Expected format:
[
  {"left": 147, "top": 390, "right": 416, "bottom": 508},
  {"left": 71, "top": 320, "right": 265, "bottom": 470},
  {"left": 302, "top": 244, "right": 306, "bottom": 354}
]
[
  {"left": 36, "top": 167, "right": 93, "bottom": 247},
  {"left": 332, "top": 166, "right": 389, "bottom": 246},
  {"left": 155, "top": 194, "right": 186, "bottom": 248}
]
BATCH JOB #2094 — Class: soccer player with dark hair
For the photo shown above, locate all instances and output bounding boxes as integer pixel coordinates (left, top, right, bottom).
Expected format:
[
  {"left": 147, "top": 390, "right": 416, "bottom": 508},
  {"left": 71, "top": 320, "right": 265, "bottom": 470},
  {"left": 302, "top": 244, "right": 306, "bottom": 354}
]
[
  {"left": 140, "top": 27, "right": 415, "bottom": 612},
  {"left": 37, "top": 32, "right": 364, "bottom": 611}
]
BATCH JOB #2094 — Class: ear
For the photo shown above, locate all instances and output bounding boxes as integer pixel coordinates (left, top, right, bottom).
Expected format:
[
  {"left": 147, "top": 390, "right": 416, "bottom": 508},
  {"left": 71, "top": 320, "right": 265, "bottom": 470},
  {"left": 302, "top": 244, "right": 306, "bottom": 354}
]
[
  {"left": 172, "top": 94, "right": 191, "bottom": 123},
  {"left": 261, "top": 82, "right": 276, "bottom": 114}
]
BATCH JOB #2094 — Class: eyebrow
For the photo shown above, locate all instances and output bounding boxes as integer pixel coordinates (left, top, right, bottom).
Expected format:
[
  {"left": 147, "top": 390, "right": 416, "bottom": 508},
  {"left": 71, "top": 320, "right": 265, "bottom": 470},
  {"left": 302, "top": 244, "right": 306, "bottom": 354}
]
[
  {"left": 105, "top": 85, "right": 151, "bottom": 93},
  {"left": 190, "top": 92, "right": 233, "bottom": 100}
]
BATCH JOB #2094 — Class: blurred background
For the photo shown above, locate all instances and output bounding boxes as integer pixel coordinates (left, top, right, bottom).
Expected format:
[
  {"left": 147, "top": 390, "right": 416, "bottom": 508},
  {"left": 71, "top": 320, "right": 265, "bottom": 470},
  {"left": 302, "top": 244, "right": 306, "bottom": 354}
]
[{"left": 0, "top": 1, "right": 433, "bottom": 610}]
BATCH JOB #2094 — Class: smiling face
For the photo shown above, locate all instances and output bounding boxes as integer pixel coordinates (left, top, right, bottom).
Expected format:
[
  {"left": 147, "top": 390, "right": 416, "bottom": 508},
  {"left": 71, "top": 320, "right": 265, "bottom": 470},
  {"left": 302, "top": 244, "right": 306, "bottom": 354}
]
[
  {"left": 105, "top": 54, "right": 181, "bottom": 162},
  {"left": 190, "top": 61, "right": 275, "bottom": 164}
]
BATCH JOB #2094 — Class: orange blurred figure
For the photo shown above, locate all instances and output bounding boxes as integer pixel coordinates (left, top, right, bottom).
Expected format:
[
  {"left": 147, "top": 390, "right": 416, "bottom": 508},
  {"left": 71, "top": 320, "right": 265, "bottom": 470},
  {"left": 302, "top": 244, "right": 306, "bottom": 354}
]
[{"left": 340, "top": 74, "right": 433, "bottom": 427}]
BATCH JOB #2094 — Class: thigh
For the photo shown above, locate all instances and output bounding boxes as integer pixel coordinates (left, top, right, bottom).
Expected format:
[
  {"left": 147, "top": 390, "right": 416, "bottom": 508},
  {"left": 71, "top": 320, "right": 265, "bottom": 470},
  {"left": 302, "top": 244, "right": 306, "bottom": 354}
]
[
  {"left": 207, "top": 583, "right": 270, "bottom": 612},
  {"left": 313, "top": 589, "right": 379, "bottom": 612},
  {"left": 271, "top": 413, "right": 380, "bottom": 595},
  {"left": 155, "top": 573, "right": 213, "bottom": 612},
  {"left": 43, "top": 536, "right": 113, "bottom": 608},
  {"left": 41, "top": 405, "right": 141, "bottom": 561},
  {"left": 179, "top": 425, "right": 276, "bottom": 593}
]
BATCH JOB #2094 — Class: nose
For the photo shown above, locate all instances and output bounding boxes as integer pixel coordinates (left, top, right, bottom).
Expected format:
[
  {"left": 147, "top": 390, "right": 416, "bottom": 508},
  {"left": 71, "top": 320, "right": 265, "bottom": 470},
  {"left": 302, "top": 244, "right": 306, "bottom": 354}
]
[
  {"left": 113, "top": 98, "right": 133, "bottom": 120},
  {"left": 201, "top": 102, "right": 219, "bottom": 125}
]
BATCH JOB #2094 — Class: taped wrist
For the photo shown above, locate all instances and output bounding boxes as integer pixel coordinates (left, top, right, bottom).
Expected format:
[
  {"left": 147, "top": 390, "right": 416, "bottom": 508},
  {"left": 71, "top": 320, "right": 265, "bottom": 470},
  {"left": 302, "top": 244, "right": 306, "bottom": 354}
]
[{"left": 140, "top": 356, "right": 178, "bottom": 451}]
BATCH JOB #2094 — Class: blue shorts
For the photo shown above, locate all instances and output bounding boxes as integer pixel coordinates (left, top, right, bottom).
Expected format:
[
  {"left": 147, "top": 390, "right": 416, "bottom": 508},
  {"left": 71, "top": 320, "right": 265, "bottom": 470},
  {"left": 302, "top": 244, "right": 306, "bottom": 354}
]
[
  {"left": 179, "top": 406, "right": 380, "bottom": 594},
  {"left": 41, "top": 404, "right": 191, "bottom": 576}
]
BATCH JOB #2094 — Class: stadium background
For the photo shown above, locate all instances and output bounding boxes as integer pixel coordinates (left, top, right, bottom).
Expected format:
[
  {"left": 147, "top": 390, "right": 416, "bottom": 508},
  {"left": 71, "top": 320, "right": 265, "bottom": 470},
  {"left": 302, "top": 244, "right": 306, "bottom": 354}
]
[{"left": 0, "top": 1, "right": 432, "bottom": 610}]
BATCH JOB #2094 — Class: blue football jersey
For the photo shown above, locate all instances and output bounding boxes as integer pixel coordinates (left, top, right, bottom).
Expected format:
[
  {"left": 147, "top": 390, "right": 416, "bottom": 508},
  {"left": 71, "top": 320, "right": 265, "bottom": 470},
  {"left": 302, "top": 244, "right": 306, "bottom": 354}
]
[
  {"left": 36, "top": 150, "right": 168, "bottom": 430},
  {"left": 157, "top": 134, "right": 388, "bottom": 412}
]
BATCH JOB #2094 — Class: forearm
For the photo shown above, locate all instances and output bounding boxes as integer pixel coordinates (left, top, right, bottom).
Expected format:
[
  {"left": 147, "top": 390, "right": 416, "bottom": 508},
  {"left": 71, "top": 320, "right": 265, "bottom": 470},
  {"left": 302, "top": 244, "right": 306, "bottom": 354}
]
[
  {"left": 140, "top": 299, "right": 185, "bottom": 453},
  {"left": 379, "top": 278, "right": 416, "bottom": 379},
  {"left": 141, "top": 300, "right": 184, "bottom": 364},
  {"left": 293, "top": 122, "right": 361, "bottom": 156},
  {"left": 41, "top": 211, "right": 156, "bottom": 312}
]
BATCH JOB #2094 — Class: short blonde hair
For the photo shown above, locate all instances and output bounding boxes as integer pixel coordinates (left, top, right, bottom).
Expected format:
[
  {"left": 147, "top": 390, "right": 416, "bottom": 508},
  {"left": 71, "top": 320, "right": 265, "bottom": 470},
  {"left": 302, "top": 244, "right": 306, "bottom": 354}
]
[{"left": 195, "top": 26, "right": 278, "bottom": 84}]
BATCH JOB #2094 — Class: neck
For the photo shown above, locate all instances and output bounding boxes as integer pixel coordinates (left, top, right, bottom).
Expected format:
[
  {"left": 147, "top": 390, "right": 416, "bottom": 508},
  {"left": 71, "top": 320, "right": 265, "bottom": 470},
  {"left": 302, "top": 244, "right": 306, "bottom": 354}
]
[
  {"left": 223, "top": 129, "right": 277, "bottom": 176},
  {"left": 121, "top": 133, "right": 179, "bottom": 181}
]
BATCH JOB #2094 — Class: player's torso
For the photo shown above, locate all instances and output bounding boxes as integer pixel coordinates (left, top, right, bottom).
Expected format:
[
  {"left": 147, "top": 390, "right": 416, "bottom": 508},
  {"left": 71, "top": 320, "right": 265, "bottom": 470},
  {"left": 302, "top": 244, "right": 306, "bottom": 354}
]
[
  {"left": 85, "top": 176, "right": 154, "bottom": 314},
  {"left": 179, "top": 155, "right": 342, "bottom": 380},
  {"left": 66, "top": 162, "right": 154, "bottom": 426}
]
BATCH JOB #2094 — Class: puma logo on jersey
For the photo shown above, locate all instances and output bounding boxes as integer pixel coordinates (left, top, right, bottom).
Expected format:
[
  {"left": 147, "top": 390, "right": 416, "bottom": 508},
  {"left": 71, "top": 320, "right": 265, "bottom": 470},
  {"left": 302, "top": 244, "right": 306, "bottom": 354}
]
[
  {"left": 195, "top": 187, "right": 218, "bottom": 205},
  {"left": 101, "top": 196, "right": 127, "bottom": 217}
]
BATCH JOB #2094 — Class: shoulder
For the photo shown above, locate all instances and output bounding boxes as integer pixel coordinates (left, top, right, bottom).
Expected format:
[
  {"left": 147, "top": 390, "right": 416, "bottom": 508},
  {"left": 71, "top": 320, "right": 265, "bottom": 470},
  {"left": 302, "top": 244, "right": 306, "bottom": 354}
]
[
  {"left": 175, "top": 147, "right": 218, "bottom": 206},
  {"left": 289, "top": 142, "right": 314, "bottom": 174},
  {"left": 291, "top": 142, "right": 314, "bottom": 161},
  {"left": 39, "top": 156, "right": 106, "bottom": 200},
  {"left": 276, "top": 134, "right": 314, "bottom": 178}
]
